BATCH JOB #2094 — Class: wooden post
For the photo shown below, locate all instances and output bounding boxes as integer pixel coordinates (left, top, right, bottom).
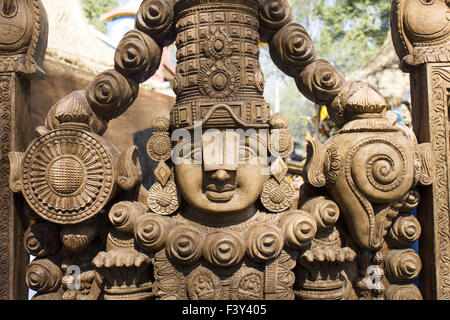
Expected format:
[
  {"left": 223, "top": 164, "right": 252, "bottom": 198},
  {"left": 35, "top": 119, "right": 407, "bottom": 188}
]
[
  {"left": 411, "top": 63, "right": 450, "bottom": 300},
  {"left": 0, "top": 0, "right": 48, "bottom": 300},
  {"left": 391, "top": 0, "right": 450, "bottom": 299}
]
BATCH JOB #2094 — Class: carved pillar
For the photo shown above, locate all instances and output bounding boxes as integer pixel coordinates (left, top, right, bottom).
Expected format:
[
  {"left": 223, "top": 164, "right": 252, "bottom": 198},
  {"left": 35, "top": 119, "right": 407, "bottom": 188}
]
[
  {"left": 0, "top": 0, "right": 47, "bottom": 299},
  {"left": 391, "top": 0, "right": 450, "bottom": 299}
]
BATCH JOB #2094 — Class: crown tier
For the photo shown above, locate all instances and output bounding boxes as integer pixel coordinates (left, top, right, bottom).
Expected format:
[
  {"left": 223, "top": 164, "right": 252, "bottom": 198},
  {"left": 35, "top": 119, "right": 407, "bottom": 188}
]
[{"left": 171, "top": 0, "right": 270, "bottom": 129}]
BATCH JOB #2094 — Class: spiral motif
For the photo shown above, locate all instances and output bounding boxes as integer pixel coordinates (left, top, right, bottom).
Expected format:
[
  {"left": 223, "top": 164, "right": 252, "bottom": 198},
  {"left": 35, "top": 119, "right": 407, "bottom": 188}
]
[
  {"left": 318, "top": 203, "right": 339, "bottom": 229},
  {"left": 203, "top": 231, "right": 245, "bottom": 268},
  {"left": 370, "top": 156, "right": 399, "bottom": 186},
  {"left": 348, "top": 138, "right": 414, "bottom": 203},
  {"left": 302, "top": 196, "right": 340, "bottom": 231},
  {"left": 269, "top": 22, "right": 316, "bottom": 77},
  {"left": 166, "top": 225, "right": 203, "bottom": 265},
  {"left": 86, "top": 70, "right": 139, "bottom": 121},
  {"left": 135, "top": 0, "right": 175, "bottom": 46},
  {"left": 109, "top": 201, "right": 145, "bottom": 234},
  {"left": 393, "top": 189, "right": 420, "bottom": 212},
  {"left": 403, "top": 190, "right": 420, "bottom": 211},
  {"left": 134, "top": 214, "right": 170, "bottom": 251},
  {"left": 295, "top": 59, "right": 344, "bottom": 105},
  {"left": 24, "top": 223, "right": 61, "bottom": 258},
  {"left": 385, "top": 249, "right": 422, "bottom": 282},
  {"left": 246, "top": 224, "right": 283, "bottom": 263},
  {"left": 114, "top": 30, "right": 162, "bottom": 83},
  {"left": 26, "top": 259, "right": 62, "bottom": 293},
  {"left": 109, "top": 202, "right": 133, "bottom": 228},
  {"left": 389, "top": 215, "right": 422, "bottom": 246},
  {"left": 258, "top": 0, "right": 292, "bottom": 42},
  {"left": 282, "top": 211, "right": 317, "bottom": 249}
]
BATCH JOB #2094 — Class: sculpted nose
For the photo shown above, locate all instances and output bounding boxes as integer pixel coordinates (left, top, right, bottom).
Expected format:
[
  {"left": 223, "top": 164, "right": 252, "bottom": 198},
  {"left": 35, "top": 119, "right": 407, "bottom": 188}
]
[{"left": 211, "top": 169, "right": 230, "bottom": 182}]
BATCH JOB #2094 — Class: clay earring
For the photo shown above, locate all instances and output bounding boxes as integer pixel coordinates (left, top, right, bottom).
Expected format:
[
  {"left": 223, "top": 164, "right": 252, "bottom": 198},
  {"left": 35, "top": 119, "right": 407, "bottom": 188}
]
[
  {"left": 146, "top": 117, "right": 180, "bottom": 216},
  {"left": 260, "top": 114, "right": 295, "bottom": 213},
  {"left": 261, "top": 157, "right": 294, "bottom": 213}
]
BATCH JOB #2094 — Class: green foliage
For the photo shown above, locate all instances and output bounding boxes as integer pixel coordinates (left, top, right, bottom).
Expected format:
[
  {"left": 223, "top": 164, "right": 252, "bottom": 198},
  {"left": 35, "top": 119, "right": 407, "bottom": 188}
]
[
  {"left": 311, "top": 0, "right": 392, "bottom": 73},
  {"left": 288, "top": 0, "right": 392, "bottom": 74},
  {"left": 261, "top": 0, "right": 392, "bottom": 155},
  {"left": 81, "top": 0, "right": 118, "bottom": 33}
]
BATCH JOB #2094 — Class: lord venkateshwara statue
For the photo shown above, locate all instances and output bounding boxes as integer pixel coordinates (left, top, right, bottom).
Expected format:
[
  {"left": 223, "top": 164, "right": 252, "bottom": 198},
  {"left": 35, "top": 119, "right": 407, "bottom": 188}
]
[{"left": 6, "top": 0, "right": 441, "bottom": 300}]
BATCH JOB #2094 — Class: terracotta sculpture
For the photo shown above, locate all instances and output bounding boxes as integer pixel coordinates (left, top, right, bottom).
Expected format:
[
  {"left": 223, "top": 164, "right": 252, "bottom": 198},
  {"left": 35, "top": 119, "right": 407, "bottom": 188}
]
[{"left": 2, "top": 0, "right": 447, "bottom": 300}]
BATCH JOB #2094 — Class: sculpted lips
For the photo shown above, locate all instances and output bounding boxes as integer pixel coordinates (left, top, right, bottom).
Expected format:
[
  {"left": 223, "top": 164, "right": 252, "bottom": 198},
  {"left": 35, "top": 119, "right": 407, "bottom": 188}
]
[{"left": 205, "top": 184, "right": 236, "bottom": 202}]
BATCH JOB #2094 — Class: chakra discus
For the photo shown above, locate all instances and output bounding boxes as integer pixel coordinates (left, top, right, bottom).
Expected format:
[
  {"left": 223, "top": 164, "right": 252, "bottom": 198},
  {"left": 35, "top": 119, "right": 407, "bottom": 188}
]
[{"left": 21, "top": 129, "right": 115, "bottom": 224}]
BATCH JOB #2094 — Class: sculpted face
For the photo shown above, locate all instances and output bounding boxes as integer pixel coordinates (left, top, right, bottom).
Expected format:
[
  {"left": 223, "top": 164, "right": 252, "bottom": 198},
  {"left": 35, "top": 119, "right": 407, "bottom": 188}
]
[{"left": 174, "top": 129, "right": 269, "bottom": 221}]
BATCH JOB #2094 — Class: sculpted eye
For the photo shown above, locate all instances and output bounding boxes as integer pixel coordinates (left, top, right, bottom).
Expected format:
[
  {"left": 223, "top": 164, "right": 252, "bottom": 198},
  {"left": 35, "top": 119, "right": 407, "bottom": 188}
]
[
  {"left": 418, "top": 0, "right": 435, "bottom": 5},
  {"left": 189, "top": 147, "right": 202, "bottom": 160},
  {"left": 173, "top": 141, "right": 202, "bottom": 163},
  {"left": 238, "top": 145, "right": 258, "bottom": 162},
  {"left": 178, "top": 146, "right": 201, "bottom": 160}
]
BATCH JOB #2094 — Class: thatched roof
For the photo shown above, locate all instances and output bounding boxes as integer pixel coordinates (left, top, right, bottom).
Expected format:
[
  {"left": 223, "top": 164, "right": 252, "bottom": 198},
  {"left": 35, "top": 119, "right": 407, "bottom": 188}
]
[
  {"left": 43, "top": 0, "right": 114, "bottom": 75},
  {"left": 42, "top": 0, "right": 173, "bottom": 93},
  {"left": 348, "top": 34, "right": 410, "bottom": 107}
]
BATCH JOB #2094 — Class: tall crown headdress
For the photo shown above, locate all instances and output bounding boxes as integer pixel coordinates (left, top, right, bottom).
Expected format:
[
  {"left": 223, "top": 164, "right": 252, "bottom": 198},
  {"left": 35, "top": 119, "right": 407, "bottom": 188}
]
[{"left": 170, "top": 0, "right": 270, "bottom": 130}]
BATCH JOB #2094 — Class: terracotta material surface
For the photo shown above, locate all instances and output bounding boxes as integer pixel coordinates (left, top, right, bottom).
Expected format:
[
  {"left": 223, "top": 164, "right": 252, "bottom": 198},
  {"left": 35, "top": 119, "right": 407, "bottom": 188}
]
[{"left": 2, "top": 0, "right": 449, "bottom": 300}]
